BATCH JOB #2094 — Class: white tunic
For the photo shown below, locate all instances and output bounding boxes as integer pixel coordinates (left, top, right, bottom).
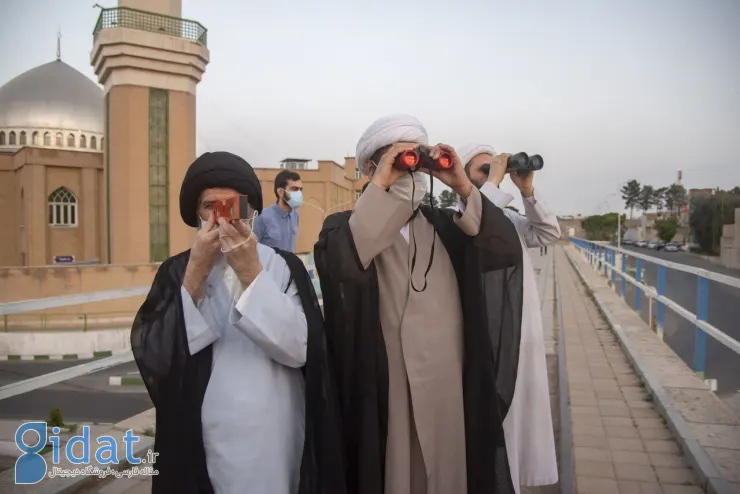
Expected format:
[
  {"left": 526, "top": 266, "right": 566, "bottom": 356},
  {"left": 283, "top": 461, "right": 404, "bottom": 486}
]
[
  {"left": 479, "top": 183, "right": 560, "bottom": 491},
  {"left": 181, "top": 243, "right": 307, "bottom": 494}
]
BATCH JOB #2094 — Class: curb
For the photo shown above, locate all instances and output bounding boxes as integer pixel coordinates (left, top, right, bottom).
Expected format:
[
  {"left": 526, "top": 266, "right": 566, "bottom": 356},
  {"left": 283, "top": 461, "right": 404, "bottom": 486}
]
[
  {"left": 108, "top": 375, "right": 144, "bottom": 386},
  {"left": 564, "top": 247, "right": 733, "bottom": 494},
  {"left": 554, "top": 251, "right": 575, "bottom": 494},
  {"left": 0, "top": 351, "right": 113, "bottom": 361}
]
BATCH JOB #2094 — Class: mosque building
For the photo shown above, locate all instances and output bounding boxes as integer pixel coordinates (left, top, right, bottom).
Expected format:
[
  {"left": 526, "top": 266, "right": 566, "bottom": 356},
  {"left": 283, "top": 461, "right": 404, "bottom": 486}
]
[{"left": 0, "top": 0, "right": 366, "bottom": 273}]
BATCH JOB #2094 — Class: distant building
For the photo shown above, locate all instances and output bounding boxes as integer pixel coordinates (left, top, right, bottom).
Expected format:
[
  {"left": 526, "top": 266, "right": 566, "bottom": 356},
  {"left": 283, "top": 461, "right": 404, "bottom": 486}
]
[{"left": 254, "top": 157, "right": 368, "bottom": 254}]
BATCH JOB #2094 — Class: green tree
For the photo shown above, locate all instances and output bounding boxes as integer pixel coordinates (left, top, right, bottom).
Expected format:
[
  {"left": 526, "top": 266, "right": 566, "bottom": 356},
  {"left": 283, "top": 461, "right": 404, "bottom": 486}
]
[
  {"left": 665, "top": 184, "right": 687, "bottom": 217},
  {"left": 731, "top": 186, "right": 740, "bottom": 195},
  {"left": 438, "top": 190, "right": 458, "bottom": 208},
  {"left": 689, "top": 191, "right": 740, "bottom": 253},
  {"left": 638, "top": 185, "right": 655, "bottom": 215},
  {"left": 654, "top": 218, "right": 677, "bottom": 243},
  {"left": 653, "top": 187, "right": 667, "bottom": 217},
  {"left": 581, "top": 213, "right": 626, "bottom": 241},
  {"left": 621, "top": 180, "right": 641, "bottom": 219},
  {"left": 423, "top": 192, "right": 439, "bottom": 208},
  {"left": 48, "top": 407, "right": 65, "bottom": 428}
]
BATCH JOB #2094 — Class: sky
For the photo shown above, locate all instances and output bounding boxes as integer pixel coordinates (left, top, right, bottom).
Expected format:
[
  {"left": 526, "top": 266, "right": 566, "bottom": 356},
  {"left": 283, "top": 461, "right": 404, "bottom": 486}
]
[{"left": 1, "top": 0, "right": 739, "bottom": 215}]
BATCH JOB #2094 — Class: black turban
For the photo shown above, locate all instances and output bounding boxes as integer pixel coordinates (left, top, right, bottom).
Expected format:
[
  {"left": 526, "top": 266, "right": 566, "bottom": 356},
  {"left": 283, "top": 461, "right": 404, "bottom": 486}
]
[{"left": 179, "top": 151, "right": 263, "bottom": 227}]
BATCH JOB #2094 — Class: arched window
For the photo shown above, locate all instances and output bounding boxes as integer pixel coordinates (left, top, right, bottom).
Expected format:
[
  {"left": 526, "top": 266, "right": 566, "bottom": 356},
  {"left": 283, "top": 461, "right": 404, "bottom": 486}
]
[
  {"left": 55, "top": 133, "right": 62, "bottom": 147},
  {"left": 9, "top": 131, "right": 16, "bottom": 145},
  {"left": 32, "top": 131, "right": 39, "bottom": 145},
  {"left": 48, "top": 187, "right": 78, "bottom": 227},
  {"left": 67, "top": 134, "right": 75, "bottom": 148},
  {"left": 43, "top": 132, "right": 51, "bottom": 146},
  {"left": 79, "top": 135, "right": 86, "bottom": 149},
  {"left": 20, "top": 131, "right": 27, "bottom": 145},
  {"left": 0, "top": 132, "right": 5, "bottom": 145},
  {"left": 90, "top": 136, "right": 97, "bottom": 149}
]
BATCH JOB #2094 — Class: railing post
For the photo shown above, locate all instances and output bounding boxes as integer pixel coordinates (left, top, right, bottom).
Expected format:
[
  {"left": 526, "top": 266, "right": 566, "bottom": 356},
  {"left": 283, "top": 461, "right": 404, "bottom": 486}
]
[
  {"left": 657, "top": 266, "right": 666, "bottom": 340},
  {"left": 603, "top": 247, "right": 608, "bottom": 277},
  {"left": 694, "top": 276, "right": 709, "bottom": 379},
  {"left": 84, "top": 313, "right": 88, "bottom": 332},
  {"left": 635, "top": 258, "right": 643, "bottom": 311},
  {"left": 620, "top": 253, "right": 626, "bottom": 297},
  {"left": 610, "top": 248, "right": 616, "bottom": 285}
]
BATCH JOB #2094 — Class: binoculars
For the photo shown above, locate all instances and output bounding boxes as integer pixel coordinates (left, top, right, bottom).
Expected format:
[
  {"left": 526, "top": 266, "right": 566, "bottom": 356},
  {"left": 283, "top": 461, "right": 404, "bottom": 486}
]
[
  {"left": 480, "top": 152, "right": 544, "bottom": 176},
  {"left": 393, "top": 147, "right": 454, "bottom": 171}
]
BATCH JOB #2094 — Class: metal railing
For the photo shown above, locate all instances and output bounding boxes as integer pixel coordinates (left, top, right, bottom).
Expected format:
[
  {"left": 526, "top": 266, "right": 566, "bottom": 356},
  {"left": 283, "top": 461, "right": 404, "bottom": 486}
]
[
  {"left": 570, "top": 238, "right": 740, "bottom": 381},
  {"left": 93, "top": 6, "right": 208, "bottom": 46},
  {"left": 0, "top": 259, "right": 322, "bottom": 400}
]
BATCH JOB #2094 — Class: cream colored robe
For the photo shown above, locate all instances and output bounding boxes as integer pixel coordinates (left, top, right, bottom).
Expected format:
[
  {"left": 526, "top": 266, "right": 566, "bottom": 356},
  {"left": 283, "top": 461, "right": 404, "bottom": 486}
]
[
  {"left": 480, "top": 183, "right": 560, "bottom": 492},
  {"left": 348, "top": 182, "right": 484, "bottom": 494}
]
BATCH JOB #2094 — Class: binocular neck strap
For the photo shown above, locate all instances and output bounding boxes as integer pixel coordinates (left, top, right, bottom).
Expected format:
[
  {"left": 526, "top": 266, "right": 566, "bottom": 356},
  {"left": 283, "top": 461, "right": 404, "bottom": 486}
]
[{"left": 410, "top": 170, "right": 436, "bottom": 293}]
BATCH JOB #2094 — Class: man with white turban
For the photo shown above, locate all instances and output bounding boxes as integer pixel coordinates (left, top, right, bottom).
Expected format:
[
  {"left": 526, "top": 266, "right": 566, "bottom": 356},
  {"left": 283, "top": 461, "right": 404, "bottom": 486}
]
[
  {"left": 457, "top": 143, "right": 561, "bottom": 493},
  {"left": 314, "top": 115, "right": 525, "bottom": 494}
]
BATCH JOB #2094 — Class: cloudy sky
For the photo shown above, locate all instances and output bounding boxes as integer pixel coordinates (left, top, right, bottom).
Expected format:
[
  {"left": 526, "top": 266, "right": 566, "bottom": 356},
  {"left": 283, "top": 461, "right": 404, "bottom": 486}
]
[{"left": 1, "top": 0, "right": 738, "bottom": 215}]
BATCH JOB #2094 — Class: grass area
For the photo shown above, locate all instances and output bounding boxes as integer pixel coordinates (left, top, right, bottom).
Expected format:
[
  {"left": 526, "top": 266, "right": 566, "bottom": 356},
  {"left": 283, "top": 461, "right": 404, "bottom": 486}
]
[
  {"left": 93, "top": 351, "right": 113, "bottom": 359},
  {"left": 121, "top": 376, "right": 144, "bottom": 386},
  {"left": 62, "top": 354, "right": 77, "bottom": 360},
  {"left": 7, "top": 355, "right": 21, "bottom": 361},
  {"left": 33, "top": 355, "right": 50, "bottom": 360}
]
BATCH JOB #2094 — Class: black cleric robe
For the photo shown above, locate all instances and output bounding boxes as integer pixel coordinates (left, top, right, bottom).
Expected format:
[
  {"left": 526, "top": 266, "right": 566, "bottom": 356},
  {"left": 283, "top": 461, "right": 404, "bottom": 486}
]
[
  {"left": 130, "top": 248, "right": 345, "bottom": 494},
  {"left": 313, "top": 187, "right": 524, "bottom": 494}
]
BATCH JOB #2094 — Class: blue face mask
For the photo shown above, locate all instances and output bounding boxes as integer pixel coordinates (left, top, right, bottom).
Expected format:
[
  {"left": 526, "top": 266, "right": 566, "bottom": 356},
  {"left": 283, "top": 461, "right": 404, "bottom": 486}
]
[{"left": 286, "top": 190, "right": 303, "bottom": 209}]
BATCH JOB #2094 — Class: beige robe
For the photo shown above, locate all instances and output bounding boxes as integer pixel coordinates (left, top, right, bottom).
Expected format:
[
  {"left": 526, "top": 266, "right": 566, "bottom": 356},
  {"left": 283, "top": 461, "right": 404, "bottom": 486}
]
[{"left": 348, "top": 182, "right": 484, "bottom": 494}]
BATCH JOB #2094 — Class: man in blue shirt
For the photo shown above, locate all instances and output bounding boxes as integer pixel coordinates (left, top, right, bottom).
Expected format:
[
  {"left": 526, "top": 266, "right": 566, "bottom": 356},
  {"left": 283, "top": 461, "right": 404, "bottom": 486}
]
[{"left": 253, "top": 169, "right": 303, "bottom": 252}]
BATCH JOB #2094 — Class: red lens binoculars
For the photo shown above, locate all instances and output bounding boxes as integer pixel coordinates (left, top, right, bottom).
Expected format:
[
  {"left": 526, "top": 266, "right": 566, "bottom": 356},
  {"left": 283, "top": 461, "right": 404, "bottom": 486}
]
[{"left": 393, "top": 147, "right": 454, "bottom": 171}]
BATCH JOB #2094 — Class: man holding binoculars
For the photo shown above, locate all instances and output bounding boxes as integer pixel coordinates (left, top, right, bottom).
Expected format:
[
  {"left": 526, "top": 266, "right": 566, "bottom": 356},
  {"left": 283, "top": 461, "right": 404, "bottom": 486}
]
[
  {"left": 458, "top": 143, "right": 561, "bottom": 494},
  {"left": 315, "top": 114, "right": 524, "bottom": 494}
]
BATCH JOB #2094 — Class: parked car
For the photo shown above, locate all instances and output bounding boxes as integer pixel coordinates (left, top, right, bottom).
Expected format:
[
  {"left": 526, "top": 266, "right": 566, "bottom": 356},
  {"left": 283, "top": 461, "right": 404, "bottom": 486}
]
[
  {"left": 647, "top": 241, "right": 659, "bottom": 249},
  {"left": 636, "top": 240, "right": 648, "bottom": 247},
  {"left": 664, "top": 242, "right": 682, "bottom": 252}
]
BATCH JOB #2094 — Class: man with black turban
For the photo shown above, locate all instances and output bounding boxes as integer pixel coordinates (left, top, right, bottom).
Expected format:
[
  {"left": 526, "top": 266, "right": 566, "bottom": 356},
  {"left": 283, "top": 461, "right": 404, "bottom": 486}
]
[{"left": 131, "top": 151, "right": 344, "bottom": 494}]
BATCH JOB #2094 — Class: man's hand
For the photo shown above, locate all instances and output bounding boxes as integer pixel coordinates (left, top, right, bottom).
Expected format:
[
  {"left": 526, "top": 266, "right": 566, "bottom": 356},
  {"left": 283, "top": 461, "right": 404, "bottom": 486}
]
[
  {"left": 510, "top": 170, "right": 535, "bottom": 198},
  {"left": 487, "top": 153, "right": 511, "bottom": 187},
  {"left": 183, "top": 211, "right": 220, "bottom": 301},
  {"left": 427, "top": 144, "right": 474, "bottom": 200},
  {"left": 217, "top": 218, "right": 263, "bottom": 289},
  {"left": 371, "top": 143, "right": 418, "bottom": 190}
]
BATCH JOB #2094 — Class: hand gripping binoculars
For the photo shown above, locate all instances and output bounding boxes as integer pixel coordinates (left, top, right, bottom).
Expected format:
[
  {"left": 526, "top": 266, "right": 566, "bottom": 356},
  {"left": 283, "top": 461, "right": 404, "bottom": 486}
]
[
  {"left": 393, "top": 147, "right": 454, "bottom": 171},
  {"left": 480, "top": 152, "right": 544, "bottom": 176}
]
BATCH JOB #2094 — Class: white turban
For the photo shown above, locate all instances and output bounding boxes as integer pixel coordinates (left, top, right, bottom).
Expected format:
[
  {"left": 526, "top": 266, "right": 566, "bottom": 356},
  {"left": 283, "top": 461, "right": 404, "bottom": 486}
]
[
  {"left": 457, "top": 143, "right": 497, "bottom": 168},
  {"left": 355, "top": 114, "right": 429, "bottom": 176}
]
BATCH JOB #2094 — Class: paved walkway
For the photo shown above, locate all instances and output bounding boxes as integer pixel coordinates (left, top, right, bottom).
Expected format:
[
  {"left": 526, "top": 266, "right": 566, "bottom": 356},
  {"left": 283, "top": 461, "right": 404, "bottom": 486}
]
[{"left": 556, "top": 247, "right": 704, "bottom": 494}]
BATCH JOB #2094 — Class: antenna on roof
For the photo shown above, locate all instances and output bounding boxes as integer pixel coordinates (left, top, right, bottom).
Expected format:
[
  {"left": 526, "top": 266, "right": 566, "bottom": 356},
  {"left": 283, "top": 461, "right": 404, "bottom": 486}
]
[{"left": 56, "top": 27, "right": 61, "bottom": 61}]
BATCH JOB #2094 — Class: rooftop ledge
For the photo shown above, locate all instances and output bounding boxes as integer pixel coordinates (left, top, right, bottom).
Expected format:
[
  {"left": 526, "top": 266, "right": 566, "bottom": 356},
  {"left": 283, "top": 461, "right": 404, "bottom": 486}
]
[{"left": 93, "top": 6, "right": 208, "bottom": 47}]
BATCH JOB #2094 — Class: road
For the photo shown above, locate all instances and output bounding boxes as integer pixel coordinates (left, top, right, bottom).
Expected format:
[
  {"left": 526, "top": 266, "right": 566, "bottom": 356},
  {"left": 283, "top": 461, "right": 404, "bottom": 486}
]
[
  {"left": 0, "top": 359, "right": 152, "bottom": 423},
  {"left": 609, "top": 246, "right": 740, "bottom": 393}
]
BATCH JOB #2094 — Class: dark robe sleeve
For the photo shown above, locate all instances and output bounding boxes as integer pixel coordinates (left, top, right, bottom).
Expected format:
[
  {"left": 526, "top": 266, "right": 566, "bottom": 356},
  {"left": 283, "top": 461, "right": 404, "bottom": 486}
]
[
  {"left": 314, "top": 212, "right": 388, "bottom": 494},
  {"left": 427, "top": 194, "right": 523, "bottom": 494},
  {"left": 272, "top": 248, "right": 347, "bottom": 494},
  {"left": 130, "top": 251, "right": 215, "bottom": 494}
]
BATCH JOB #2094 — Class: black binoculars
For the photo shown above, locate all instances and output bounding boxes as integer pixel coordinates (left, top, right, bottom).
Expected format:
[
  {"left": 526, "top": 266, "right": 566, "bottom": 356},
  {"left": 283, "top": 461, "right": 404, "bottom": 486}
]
[{"left": 480, "top": 152, "right": 544, "bottom": 176}]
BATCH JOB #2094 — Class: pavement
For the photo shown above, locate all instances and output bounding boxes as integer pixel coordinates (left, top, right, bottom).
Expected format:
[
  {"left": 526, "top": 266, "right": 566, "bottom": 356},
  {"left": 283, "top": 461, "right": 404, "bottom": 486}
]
[
  {"left": 611, "top": 245, "right": 740, "bottom": 395},
  {"left": 557, "top": 246, "right": 707, "bottom": 494}
]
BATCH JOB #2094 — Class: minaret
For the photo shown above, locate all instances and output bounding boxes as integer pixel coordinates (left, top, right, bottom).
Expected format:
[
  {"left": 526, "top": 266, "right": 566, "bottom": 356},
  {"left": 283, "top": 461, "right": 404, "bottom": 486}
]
[{"left": 91, "top": 0, "right": 209, "bottom": 263}]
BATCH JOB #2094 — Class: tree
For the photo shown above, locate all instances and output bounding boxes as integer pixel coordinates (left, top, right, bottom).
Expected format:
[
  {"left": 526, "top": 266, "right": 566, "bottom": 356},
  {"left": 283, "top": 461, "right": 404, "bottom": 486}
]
[
  {"left": 653, "top": 187, "right": 667, "bottom": 217},
  {"left": 621, "top": 180, "right": 642, "bottom": 219},
  {"left": 689, "top": 191, "right": 740, "bottom": 254},
  {"left": 438, "top": 190, "right": 458, "bottom": 208},
  {"left": 638, "top": 185, "right": 654, "bottom": 215},
  {"left": 423, "top": 192, "right": 439, "bottom": 208},
  {"left": 581, "top": 213, "right": 626, "bottom": 241},
  {"left": 665, "top": 184, "right": 687, "bottom": 217},
  {"left": 654, "top": 218, "right": 677, "bottom": 243},
  {"left": 731, "top": 186, "right": 740, "bottom": 195}
]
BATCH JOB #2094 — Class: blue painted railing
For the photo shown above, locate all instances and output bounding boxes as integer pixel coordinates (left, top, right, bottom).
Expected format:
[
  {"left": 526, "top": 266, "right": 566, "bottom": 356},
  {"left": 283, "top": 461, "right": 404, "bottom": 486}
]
[{"left": 570, "top": 238, "right": 740, "bottom": 381}]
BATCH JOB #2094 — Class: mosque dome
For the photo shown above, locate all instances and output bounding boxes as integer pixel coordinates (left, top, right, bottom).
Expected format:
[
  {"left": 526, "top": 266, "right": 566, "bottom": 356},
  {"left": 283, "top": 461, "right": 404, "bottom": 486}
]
[{"left": 0, "top": 60, "right": 103, "bottom": 133}]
